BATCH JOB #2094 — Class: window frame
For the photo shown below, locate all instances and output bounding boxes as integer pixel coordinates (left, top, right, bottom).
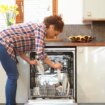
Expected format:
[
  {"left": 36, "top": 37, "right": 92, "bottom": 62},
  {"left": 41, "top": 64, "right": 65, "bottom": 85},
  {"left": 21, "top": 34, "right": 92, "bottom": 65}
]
[
  {"left": 16, "top": 0, "right": 24, "bottom": 23},
  {"left": 16, "top": 0, "right": 58, "bottom": 23}
]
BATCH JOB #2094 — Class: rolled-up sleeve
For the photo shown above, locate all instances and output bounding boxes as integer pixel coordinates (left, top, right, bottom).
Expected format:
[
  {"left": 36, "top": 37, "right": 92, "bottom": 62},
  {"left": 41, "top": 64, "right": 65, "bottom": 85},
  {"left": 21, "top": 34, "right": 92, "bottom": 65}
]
[{"left": 34, "top": 27, "right": 47, "bottom": 60}]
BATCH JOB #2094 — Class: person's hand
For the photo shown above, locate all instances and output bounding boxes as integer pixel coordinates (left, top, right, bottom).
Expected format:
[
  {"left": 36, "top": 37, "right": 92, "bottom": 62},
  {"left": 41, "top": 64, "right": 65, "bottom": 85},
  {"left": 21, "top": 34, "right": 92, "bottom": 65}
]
[
  {"left": 53, "top": 62, "right": 62, "bottom": 69},
  {"left": 29, "top": 60, "right": 38, "bottom": 65}
]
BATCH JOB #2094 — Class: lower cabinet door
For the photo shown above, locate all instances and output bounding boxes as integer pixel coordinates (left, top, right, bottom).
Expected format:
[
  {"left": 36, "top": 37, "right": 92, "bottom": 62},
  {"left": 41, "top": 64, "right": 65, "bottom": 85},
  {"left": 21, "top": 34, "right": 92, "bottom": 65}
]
[{"left": 77, "top": 47, "right": 105, "bottom": 103}]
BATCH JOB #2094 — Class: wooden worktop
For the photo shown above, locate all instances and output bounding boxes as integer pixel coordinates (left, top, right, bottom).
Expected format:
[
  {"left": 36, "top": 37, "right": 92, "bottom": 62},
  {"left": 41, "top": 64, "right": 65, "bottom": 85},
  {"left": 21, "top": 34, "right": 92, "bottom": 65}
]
[
  {"left": 45, "top": 41, "right": 105, "bottom": 46},
  {"left": 45, "top": 38, "right": 105, "bottom": 46},
  {"left": 64, "top": 42, "right": 105, "bottom": 46}
]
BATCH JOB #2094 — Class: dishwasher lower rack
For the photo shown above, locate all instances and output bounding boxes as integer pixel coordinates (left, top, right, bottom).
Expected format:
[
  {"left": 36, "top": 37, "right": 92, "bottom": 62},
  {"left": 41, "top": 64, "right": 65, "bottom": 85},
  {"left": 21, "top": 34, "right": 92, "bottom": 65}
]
[{"left": 29, "top": 68, "right": 73, "bottom": 99}]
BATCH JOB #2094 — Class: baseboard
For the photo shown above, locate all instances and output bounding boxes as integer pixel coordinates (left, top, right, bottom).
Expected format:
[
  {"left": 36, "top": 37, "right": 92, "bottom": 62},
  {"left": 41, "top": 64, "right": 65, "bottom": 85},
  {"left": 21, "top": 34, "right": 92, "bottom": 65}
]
[{"left": 78, "top": 103, "right": 105, "bottom": 105}]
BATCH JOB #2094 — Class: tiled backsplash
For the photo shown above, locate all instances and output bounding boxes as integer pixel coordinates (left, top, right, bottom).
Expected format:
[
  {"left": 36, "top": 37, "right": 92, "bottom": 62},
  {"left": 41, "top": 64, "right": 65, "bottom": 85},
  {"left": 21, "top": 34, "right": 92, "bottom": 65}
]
[
  {"left": 92, "top": 21, "right": 105, "bottom": 42},
  {"left": 59, "top": 22, "right": 105, "bottom": 42}
]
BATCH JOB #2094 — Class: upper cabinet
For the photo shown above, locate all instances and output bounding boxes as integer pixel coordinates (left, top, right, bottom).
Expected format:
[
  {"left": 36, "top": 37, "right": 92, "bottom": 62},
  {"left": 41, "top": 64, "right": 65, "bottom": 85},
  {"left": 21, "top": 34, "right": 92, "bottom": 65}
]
[{"left": 83, "top": 0, "right": 105, "bottom": 22}]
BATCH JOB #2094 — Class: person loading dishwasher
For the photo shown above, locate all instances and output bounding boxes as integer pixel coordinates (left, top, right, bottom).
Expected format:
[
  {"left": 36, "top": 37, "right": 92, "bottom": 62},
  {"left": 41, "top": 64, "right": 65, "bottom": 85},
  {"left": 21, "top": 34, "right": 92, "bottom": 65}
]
[{"left": 0, "top": 15, "right": 64, "bottom": 105}]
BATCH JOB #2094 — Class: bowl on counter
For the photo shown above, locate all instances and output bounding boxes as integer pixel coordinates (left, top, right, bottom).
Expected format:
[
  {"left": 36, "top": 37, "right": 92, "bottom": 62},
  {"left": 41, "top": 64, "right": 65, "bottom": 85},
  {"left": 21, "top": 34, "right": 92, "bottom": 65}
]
[{"left": 68, "top": 35, "right": 95, "bottom": 42}]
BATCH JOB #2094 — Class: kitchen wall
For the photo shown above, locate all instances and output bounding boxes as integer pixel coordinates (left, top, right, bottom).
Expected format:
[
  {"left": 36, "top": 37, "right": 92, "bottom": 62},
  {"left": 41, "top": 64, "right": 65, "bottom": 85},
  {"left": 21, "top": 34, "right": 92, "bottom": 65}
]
[
  {"left": 58, "top": 24, "right": 91, "bottom": 41},
  {"left": 1, "top": 0, "right": 105, "bottom": 41},
  {"left": 92, "top": 22, "right": 105, "bottom": 42},
  {"left": 58, "top": 0, "right": 83, "bottom": 24},
  {"left": 58, "top": 22, "right": 105, "bottom": 42},
  {"left": 58, "top": 0, "right": 105, "bottom": 42}
]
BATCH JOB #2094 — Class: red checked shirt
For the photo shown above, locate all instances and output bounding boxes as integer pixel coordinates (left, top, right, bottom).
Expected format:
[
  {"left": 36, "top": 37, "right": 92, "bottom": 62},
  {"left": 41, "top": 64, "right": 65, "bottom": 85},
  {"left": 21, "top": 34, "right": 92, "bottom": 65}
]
[{"left": 0, "top": 22, "right": 47, "bottom": 62}]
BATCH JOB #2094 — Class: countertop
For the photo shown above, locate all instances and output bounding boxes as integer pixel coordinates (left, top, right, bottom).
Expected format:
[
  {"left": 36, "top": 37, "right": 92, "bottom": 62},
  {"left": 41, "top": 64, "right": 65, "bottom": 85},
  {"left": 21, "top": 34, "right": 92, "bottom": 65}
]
[{"left": 45, "top": 41, "right": 105, "bottom": 46}]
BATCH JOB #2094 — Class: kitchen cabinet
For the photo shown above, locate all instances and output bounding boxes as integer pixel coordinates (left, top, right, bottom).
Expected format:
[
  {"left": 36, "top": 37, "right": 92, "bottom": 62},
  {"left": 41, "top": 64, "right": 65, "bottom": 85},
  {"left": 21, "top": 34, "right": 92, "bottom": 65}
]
[
  {"left": 1, "top": 45, "right": 105, "bottom": 104},
  {"left": 0, "top": 63, "right": 7, "bottom": 103},
  {"left": 83, "top": 0, "right": 105, "bottom": 22},
  {"left": 77, "top": 47, "right": 105, "bottom": 103}
]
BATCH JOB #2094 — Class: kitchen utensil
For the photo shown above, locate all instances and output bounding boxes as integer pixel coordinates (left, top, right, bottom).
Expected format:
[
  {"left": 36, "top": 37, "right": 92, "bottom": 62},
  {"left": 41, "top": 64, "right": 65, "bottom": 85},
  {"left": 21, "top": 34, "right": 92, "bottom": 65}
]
[
  {"left": 36, "top": 60, "right": 44, "bottom": 74},
  {"left": 33, "top": 87, "right": 40, "bottom": 96},
  {"left": 57, "top": 69, "right": 61, "bottom": 82}
]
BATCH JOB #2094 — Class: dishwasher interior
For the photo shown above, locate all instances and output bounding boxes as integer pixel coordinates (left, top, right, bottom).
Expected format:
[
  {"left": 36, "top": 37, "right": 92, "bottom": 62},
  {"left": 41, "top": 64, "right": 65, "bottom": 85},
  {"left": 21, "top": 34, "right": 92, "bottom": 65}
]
[{"left": 28, "top": 47, "right": 76, "bottom": 104}]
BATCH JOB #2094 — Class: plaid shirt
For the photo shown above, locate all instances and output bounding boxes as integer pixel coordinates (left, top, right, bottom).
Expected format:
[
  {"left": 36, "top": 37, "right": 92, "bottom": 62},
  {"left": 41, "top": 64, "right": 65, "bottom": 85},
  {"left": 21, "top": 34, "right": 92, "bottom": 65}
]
[{"left": 0, "top": 22, "right": 47, "bottom": 62}]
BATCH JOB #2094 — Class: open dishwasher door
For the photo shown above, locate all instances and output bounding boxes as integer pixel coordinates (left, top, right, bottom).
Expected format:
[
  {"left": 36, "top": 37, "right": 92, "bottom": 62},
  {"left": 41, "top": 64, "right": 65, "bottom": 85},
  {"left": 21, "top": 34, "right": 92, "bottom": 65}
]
[
  {"left": 25, "top": 99, "right": 77, "bottom": 105},
  {"left": 25, "top": 47, "right": 77, "bottom": 105}
]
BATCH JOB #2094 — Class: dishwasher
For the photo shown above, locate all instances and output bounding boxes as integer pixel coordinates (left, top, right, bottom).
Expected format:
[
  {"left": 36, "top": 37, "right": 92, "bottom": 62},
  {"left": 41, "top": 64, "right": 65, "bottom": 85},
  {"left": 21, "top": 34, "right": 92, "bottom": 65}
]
[{"left": 25, "top": 46, "right": 77, "bottom": 105}]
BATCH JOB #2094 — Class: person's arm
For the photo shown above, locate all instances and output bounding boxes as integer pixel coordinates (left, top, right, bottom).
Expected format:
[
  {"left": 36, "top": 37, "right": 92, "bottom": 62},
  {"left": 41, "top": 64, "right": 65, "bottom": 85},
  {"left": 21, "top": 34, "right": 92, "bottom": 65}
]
[
  {"left": 34, "top": 26, "right": 62, "bottom": 69},
  {"left": 34, "top": 27, "right": 47, "bottom": 61},
  {"left": 44, "top": 56, "right": 62, "bottom": 69},
  {"left": 19, "top": 53, "right": 37, "bottom": 65}
]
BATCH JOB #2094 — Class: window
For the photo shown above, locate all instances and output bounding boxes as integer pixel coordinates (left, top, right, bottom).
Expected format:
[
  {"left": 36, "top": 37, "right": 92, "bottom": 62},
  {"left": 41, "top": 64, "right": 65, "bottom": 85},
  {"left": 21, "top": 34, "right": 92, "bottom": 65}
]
[
  {"left": 23, "top": 0, "right": 83, "bottom": 24},
  {"left": 16, "top": 0, "right": 24, "bottom": 23},
  {"left": 0, "top": 0, "right": 58, "bottom": 30},
  {"left": 24, "top": 0, "right": 52, "bottom": 23},
  {"left": 16, "top": 0, "right": 58, "bottom": 23}
]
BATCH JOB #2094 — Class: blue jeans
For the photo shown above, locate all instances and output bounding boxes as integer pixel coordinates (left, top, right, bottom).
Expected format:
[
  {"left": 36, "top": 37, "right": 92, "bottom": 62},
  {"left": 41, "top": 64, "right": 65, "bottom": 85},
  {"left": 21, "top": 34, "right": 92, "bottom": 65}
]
[{"left": 0, "top": 44, "right": 19, "bottom": 105}]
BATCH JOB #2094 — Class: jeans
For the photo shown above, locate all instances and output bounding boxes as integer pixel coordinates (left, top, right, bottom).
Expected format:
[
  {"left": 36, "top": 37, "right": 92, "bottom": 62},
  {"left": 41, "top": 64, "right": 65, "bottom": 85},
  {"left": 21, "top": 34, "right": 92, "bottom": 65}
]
[{"left": 0, "top": 44, "right": 19, "bottom": 105}]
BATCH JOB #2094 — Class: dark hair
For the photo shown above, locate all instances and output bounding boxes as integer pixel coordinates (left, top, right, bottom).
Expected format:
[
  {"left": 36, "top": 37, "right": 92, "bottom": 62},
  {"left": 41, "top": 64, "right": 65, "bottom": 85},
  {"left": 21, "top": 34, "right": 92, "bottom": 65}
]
[{"left": 43, "top": 15, "right": 64, "bottom": 32}]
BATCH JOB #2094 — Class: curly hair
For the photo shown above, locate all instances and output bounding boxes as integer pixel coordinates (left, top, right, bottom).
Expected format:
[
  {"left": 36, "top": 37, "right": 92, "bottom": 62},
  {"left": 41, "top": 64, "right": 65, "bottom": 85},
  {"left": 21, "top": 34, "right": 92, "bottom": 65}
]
[{"left": 43, "top": 15, "right": 64, "bottom": 32}]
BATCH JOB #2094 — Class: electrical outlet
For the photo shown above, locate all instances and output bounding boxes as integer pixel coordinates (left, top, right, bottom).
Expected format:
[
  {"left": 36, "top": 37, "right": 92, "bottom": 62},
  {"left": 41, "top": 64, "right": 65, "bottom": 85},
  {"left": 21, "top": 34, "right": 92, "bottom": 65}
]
[{"left": 87, "top": 11, "right": 92, "bottom": 17}]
